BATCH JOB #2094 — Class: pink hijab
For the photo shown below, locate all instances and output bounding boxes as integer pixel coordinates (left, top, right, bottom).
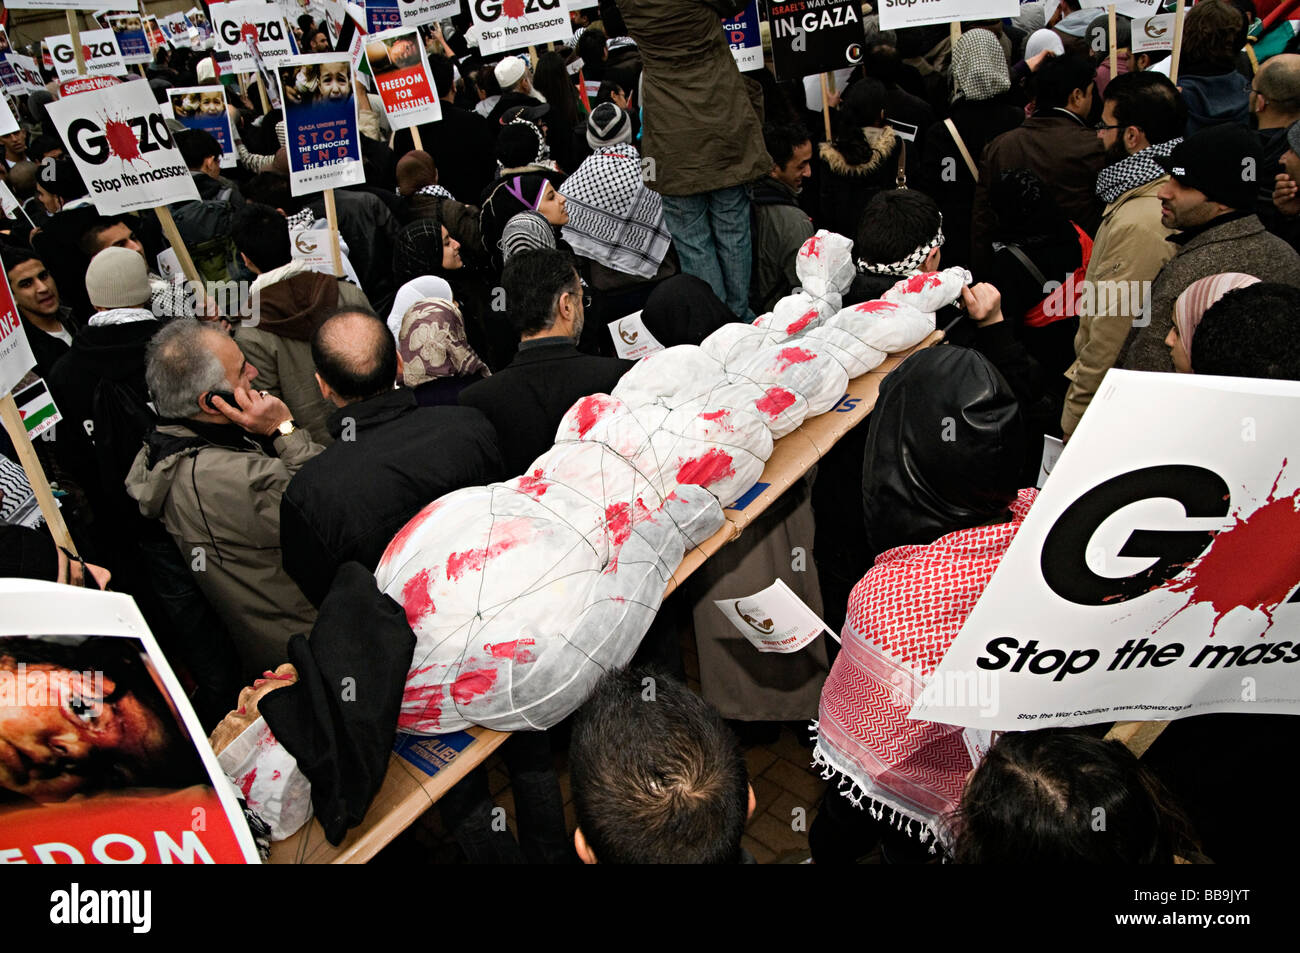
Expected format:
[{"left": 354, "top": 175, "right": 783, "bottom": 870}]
[{"left": 1172, "top": 273, "right": 1260, "bottom": 370}]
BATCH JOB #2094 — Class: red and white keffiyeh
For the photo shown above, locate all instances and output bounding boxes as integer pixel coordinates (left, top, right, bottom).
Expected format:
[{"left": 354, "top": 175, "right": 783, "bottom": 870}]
[{"left": 813, "top": 488, "right": 1038, "bottom": 847}]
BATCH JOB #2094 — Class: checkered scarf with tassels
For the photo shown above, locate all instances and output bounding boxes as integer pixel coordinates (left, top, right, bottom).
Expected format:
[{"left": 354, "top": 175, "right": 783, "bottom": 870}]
[{"left": 812, "top": 488, "right": 1037, "bottom": 849}]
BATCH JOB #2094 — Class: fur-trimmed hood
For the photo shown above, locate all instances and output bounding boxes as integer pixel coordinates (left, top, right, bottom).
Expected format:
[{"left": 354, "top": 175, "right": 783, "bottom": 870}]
[{"left": 819, "top": 126, "right": 899, "bottom": 176}]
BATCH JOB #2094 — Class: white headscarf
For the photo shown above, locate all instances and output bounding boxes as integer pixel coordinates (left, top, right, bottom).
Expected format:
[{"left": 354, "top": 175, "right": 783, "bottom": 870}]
[
  {"left": 1025, "top": 29, "right": 1065, "bottom": 61},
  {"left": 386, "top": 275, "right": 455, "bottom": 341}
]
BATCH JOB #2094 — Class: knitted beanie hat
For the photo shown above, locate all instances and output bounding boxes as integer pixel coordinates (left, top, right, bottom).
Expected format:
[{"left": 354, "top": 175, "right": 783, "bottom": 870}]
[
  {"left": 586, "top": 102, "right": 632, "bottom": 149},
  {"left": 85, "top": 247, "right": 152, "bottom": 309}
]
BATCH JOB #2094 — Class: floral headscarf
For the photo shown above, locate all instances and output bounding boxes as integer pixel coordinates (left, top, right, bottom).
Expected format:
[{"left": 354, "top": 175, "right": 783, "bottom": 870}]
[{"left": 397, "top": 298, "right": 489, "bottom": 387}]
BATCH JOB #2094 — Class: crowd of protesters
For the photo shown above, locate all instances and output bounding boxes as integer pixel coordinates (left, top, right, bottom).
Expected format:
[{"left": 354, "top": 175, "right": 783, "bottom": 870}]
[{"left": 0, "top": 0, "right": 1297, "bottom": 864}]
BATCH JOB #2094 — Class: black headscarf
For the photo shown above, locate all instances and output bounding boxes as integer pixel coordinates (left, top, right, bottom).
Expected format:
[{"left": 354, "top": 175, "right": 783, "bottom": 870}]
[{"left": 861, "top": 346, "right": 1025, "bottom": 558}]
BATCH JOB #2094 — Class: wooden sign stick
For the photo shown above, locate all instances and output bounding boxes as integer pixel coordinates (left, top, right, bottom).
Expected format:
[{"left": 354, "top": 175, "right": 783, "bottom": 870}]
[
  {"left": 66, "top": 12, "right": 88, "bottom": 76},
  {"left": 1108, "top": 5, "right": 1118, "bottom": 82},
  {"left": 323, "top": 188, "right": 344, "bottom": 278},
  {"left": 819, "top": 73, "right": 832, "bottom": 141},
  {"left": 156, "top": 205, "right": 202, "bottom": 284},
  {"left": 1170, "top": 0, "right": 1187, "bottom": 84},
  {"left": 411, "top": 126, "right": 423, "bottom": 151},
  {"left": 0, "top": 394, "right": 78, "bottom": 555}
]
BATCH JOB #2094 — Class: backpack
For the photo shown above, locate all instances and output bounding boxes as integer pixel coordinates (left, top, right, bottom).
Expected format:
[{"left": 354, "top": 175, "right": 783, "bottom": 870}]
[
  {"left": 171, "top": 195, "right": 241, "bottom": 283},
  {"left": 90, "top": 374, "right": 159, "bottom": 498}
]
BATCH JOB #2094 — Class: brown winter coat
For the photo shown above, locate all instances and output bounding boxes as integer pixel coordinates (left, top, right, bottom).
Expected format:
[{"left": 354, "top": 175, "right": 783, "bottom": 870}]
[{"left": 618, "top": 0, "right": 771, "bottom": 196}]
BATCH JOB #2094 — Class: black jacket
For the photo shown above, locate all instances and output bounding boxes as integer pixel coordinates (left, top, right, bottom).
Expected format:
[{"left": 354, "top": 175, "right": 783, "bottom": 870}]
[
  {"left": 20, "top": 306, "right": 81, "bottom": 378},
  {"left": 458, "top": 338, "right": 632, "bottom": 478},
  {"left": 392, "top": 102, "right": 497, "bottom": 205},
  {"left": 280, "top": 388, "right": 504, "bottom": 607}
]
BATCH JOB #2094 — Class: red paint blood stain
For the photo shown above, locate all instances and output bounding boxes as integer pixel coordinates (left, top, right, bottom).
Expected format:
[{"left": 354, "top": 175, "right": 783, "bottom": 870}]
[
  {"left": 786, "top": 309, "right": 818, "bottom": 334},
  {"left": 401, "top": 569, "right": 436, "bottom": 627},
  {"left": 399, "top": 682, "right": 443, "bottom": 728},
  {"left": 503, "top": 0, "right": 525, "bottom": 16},
  {"left": 103, "top": 118, "right": 142, "bottom": 163},
  {"left": 271, "top": 770, "right": 281, "bottom": 781},
  {"left": 445, "top": 520, "right": 531, "bottom": 580},
  {"left": 1160, "top": 463, "right": 1300, "bottom": 636},
  {"left": 677, "top": 448, "right": 736, "bottom": 487},
  {"left": 516, "top": 469, "right": 549, "bottom": 498},
  {"left": 379, "top": 499, "right": 442, "bottom": 568},
  {"left": 854, "top": 300, "right": 896, "bottom": 314},
  {"left": 81, "top": 45, "right": 92, "bottom": 63},
  {"left": 803, "top": 237, "right": 822, "bottom": 259},
  {"left": 605, "top": 502, "right": 634, "bottom": 546},
  {"left": 488, "top": 640, "right": 536, "bottom": 663},
  {"left": 899, "top": 273, "right": 942, "bottom": 294},
  {"left": 572, "top": 394, "right": 614, "bottom": 438},
  {"left": 239, "top": 767, "right": 256, "bottom": 798},
  {"left": 239, "top": 22, "right": 259, "bottom": 48},
  {"left": 700, "top": 409, "right": 728, "bottom": 421},
  {"left": 775, "top": 346, "right": 816, "bottom": 371},
  {"left": 451, "top": 669, "right": 497, "bottom": 705},
  {"left": 755, "top": 386, "right": 796, "bottom": 417}
]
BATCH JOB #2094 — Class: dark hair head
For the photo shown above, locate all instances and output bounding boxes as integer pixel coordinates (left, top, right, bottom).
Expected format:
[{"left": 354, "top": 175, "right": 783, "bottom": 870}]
[
  {"left": 7, "top": 160, "right": 39, "bottom": 200},
  {"left": 951, "top": 730, "right": 1197, "bottom": 863},
  {"left": 763, "top": 121, "right": 811, "bottom": 170},
  {"left": 570, "top": 667, "right": 749, "bottom": 864},
  {"left": 864, "top": 42, "right": 904, "bottom": 87},
  {"left": 231, "top": 201, "right": 291, "bottom": 272},
  {"left": 393, "top": 217, "right": 448, "bottom": 285},
  {"left": 856, "top": 189, "right": 941, "bottom": 265},
  {"left": 1182, "top": 0, "right": 1247, "bottom": 75},
  {"left": 1032, "top": 53, "right": 1096, "bottom": 111},
  {"left": 27, "top": 135, "right": 62, "bottom": 161},
  {"left": 839, "top": 76, "right": 888, "bottom": 130},
  {"left": 78, "top": 215, "right": 138, "bottom": 258},
  {"left": 311, "top": 308, "right": 397, "bottom": 402},
  {"left": 576, "top": 28, "right": 608, "bottom": 75},
  {"left": 1, "top": 244, "right": 39, "bottom": 276},
  {"left": 37, "top": 156, "right": 87, "bottom": 201},
  {"left": 240, "top": 171, "right": 303, "bottom": 214},
  {"left": 501, "top": 247, "right": 578, "bottom": 338},
  {"left": 176, "top": 127, "right": 222, "bottom": 171},
  {"left": 532, "top": 51, "right": 579, "bottom": 126},
  {"left": 1191, "top": 282, "right": 1300, "bottom": 379},
  {"left": 1103, "top": 71, "right": 1186, "bottom": 145}
]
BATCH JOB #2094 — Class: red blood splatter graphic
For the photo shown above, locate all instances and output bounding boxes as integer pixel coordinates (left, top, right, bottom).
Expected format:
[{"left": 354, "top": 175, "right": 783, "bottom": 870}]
[
  {"left": 516, "top": 469, "right": 550, "bottom": 498},
  {"left": 401, "top": 569, "right": 436, "bottom": 627},
  {"left": 239, "top": 767, "right": 256, "bottom": 798},
  {"left": 399, "top": 682, "right": 443, "bottom": 728},
  {"left": 451, "top": 669, "right": 498, "bottom": 705},
  {"left": 605, "top": 502, "right": 634, "bottom": 546},
  {"left": 239, "top": 22, "right": 259, "bottom": 49},
  {"left": 573, "top": 395, "right": 615, "bottom": 437},
  {"left": 755, "top": 386, "right": 796, "bottom": 417},
  {"left": 445, "top": 520, "right": 531, "bottom": 580},
  {"left": 1160, "top": 463, "right": 1300, "bottom": 636},
  {"left": 103, "top": 118, "right": 142, "bottom": 163},
  {"left": 677, "top": 448, "right": 736, "bottom": 487},
  {"left": 81, "top": 45, "right": 92, "bottom": 63},
  {"left": 775, "top": 346, "right": 816, "bottom": 371},
  {"left": 700, "top": 409, "right": 728, "bottom": 421},
  {"left": 379, "top": 500, "right": 442, "bottom": 568},
  {"left": 854, "top": 300, "right": 896, "bottom": 314},
  {"left": 899, "top": 273, "right": 943, "bottom": 294},
  {"left": 502, "top": 0, "right": 525, "bottom": 17},
  {"left": 803, "top": 238, "right": 822, "bottom": 259},
  {"left": 489, "top": 640, "right": 536, "bottom": 663},
  {"left": 786, "top": 309, "right": 818, "bottom": 334}
]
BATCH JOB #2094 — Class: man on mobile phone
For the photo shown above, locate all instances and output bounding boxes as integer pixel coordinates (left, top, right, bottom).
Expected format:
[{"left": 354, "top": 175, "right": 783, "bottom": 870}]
[{"left": 126, "top": 319, "right": 325, "bottom": 678}]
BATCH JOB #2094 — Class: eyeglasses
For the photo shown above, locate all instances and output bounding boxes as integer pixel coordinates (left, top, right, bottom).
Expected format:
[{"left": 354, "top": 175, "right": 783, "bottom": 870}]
[{"left": 1094, "top": 122, "right": 1122, "bottom": 131}]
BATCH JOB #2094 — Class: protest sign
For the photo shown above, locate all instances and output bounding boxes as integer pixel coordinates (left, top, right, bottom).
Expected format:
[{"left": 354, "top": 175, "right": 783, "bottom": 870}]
[
  {"left": 0, "top": 54, "right": 46, "bottom": 96},
  {"left": 278, "top": 53, "right": 366, "bottom": 195},
  {"left": 765, "top": 0, "right": 866, "bottom": 82},
  {"left": 45, "top": 81, "right": 202, "bottom": 214},
  {"left": 47, "top": 30, "right": 129, "bottom": 81},
  {"left": 723, "top": 0, "right": 764, "bottom": 72},
  {"left": 913, "top": 371, "right": 1300, "bottom": 732},
  {"left": 162, "top": 12, "right": 196, "bottom": 48},
  {"left": 107, "top": 13, "right": 153, "bottom": 63},
  {"left": 0, "top": 270, "right": 35, "bottom": 399},
  {"left": 212, "top": 1, "right": 297, "bottom": 71},
  {"left": 59, "top": 75, "right": 122, "bottom": 97},
  {"left": 367, "top": 26, "right": 442, "bottom": 129},
  {"left": 0, "top": 98, "right": 16, "bottom": 138},
  {"left": 3, "top": 0, "right": 109, "bottom": 8},
  {"left": 168, "top": 86, "right": 238, "bottom": 167},
  {"left": 607, "top": 311, "right": 663, "bottom": 361},
  {"left": 145, "top": 15, "right": 170, "bottom": 51},
  {"left": 189, "top": 7, "right": 215, "bottom": 43},
  {"left": 0, "top": 580, "right": 261, "bottom": 864},
  {"left": 0, "top": 26, "right": 11, "bottom": 55},
  {"left": 472, "top": 0, "right": 572, "bottom": 56},
  {"left": 366, "top": 0, "right": 404, "bottom": 33},
  {"left": 1132, "top": 14, "right": 1177, "bottom": 53},
  {"left": 12, "top": 377, "right": 61, "bottom": 440},
  {"left": 399, "top": 0, "right": 459, "bottom": 27},
  {"left": 877, "top": 0, "right": 1018, "bottom": 32},
  {"left": 0, "top": 181, "right": 33, "bottom": 227},
  {"left": 1080, "top": 0, "right": 1163, "bottom": 17},
  {"left": 715, "top": 578, "right": 833, "bottom": 653}
]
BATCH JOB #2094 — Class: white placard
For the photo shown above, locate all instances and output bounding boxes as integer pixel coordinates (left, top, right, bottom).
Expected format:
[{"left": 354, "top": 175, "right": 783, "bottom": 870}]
[
  {"left": 399, "top": 0, "right": 459, "bottom": 27},
  {"left": 0, "top": 98, "right": 17, "bottom": 138},
  {"left": 47, "top": 30, "right": 129, "bottom": 81},
  {"left": 45, "top": 81, "right": 202, "bottom": 215},
  {"left": 715, "top": 578, "right": 831, "bottom": 653},
  {"left": 913, "top": 370, "right": 1300, "bottom": 731},
  {"left": 1132, "top": 14, "right": 1177, "bottom": 54},
  {"left": 212, "top": 0, "right": 297, "bottom": 71},
  {"left": 877, "top": 0, "right": 1019, "bottom": 32},
  {"left": 471, "top": 0, "right": 572, "bottom": 56},
  {"left": 1080, "top": 0, "right": 1164, "bottom": 18},
  {"left": 367, "top": 26, "right": 443, "bottom": 129},
  {"left": 156, "top": 246, "right": 183, "bottom": 281},
  {"left": 607, "top": 310, "right": 663, "bottom": 360},
  {"left": 0, "top": 181, "right": 31, "bottom": 225},
  {"left": 1038, "top": 434, "right": 1064, "bottom": 489},
  {"left": 0, "top": 269, "right": 36, "bottom": 398}
]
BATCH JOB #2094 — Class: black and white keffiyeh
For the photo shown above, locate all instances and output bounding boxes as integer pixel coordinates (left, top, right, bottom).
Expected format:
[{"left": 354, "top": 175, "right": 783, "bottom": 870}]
[
  {"left": 396, "top": 183, "right": 456, "bottom": 200},
  {"left": 857, "top": 217, "right": 945, "bottom": 277},
  {"left": 1095, "top": 137, "right": 1182, "bottom": 204},
  {"left": 951, "top": 29, "right": 1011, "bottom": 103},
  {"left": 559, "top": 144, "right": 672, "bottom": 280}
]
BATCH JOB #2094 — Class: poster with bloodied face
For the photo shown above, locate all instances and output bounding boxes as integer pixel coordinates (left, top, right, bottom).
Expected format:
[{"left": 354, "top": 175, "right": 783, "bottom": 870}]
[
  {"left": 44, "top": 80, "right": 201, "bottom": 215},
  {"left": 212, "top": 0, "right": 297, "bottom": 71},
  {"left": 913, "top": 370, "right": 1300, "bottom": 731},
  {"left": 46, "top": 30, "right": 129, "bottom": 82},
  {"left": 277, "top": 53, "right": 364, "bottom": 195},
  {"left": 167, "top": 86, "right": 237, "bottom": 168},
  {"left": 0, "top": 581, "right": 260, "bottom": 863},
  {"left": 365, "top": 26, "right": 441, "bottom": 129}
]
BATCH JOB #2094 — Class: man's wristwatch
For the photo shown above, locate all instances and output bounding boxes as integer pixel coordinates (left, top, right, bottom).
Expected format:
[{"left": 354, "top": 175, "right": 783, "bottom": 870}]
[{"left": 276, "top": 419, "right": 298, "bottom": 438}]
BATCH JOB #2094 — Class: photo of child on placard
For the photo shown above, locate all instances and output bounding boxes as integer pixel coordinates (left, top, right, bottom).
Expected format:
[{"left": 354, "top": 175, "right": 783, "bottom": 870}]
[
  {"left": 276, "top": 53, "right": 363, "bottom": 195},
  {"left": 169, "top": 86, "right": 237, "bottom": 167},
  {"left": 279, "top": 59, "right": 353, "bottom": 105}
]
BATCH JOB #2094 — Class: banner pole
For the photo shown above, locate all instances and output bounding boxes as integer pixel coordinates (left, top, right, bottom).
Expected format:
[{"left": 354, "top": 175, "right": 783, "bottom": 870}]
[
  {"left": 0, "top": 394, "right": 78, "bottom": 556},
  {"left": 137, "top": 63, "right": 148, "bottom": 78},
  {"left": 819, "top": 73, "right": 831, "bottom": 141},
  {"left": 66, "top": 12, "right": 88, "bottom": 76},
  {"left": 323, "top": 188, "right": 344, "bottom": 278},
  {"left": 1107, "top": 5, "right": 1118, "bottom": 81},
  {"left": 255, "top": 72, "right": 272, "bottom": 114},
  {"left": 155, "top": 205, "right": 202, "bottom": 284},
  {"left": 950, "top": 21, "right": 961, "bottom": 47},
  {"left": 1103, "top": 720, "right": 1169, "bottom": 758},
  {"left": 1170, "top": 0, "right": 1186, "bottom": 84},
  {"left": 411, "top": 126, "right": 423, "bottom": 151}
]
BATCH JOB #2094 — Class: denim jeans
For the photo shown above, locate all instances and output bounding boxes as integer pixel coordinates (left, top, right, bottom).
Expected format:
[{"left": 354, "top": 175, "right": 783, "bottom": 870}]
[{"left": 660, "top": 185, "right": 754, "bottom": 320}]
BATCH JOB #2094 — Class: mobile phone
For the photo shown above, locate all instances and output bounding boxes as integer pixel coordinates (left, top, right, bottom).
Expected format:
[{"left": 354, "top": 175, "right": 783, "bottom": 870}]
[{"left": 204, "top": 390, "right": 238, "bottom": 411}]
